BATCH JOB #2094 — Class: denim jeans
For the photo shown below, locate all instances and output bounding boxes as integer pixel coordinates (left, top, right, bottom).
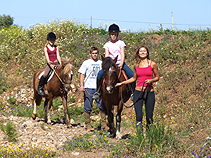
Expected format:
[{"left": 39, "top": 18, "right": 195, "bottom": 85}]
[
  {"left": 97, "top": 62, "right": 134, "bottom": 79},
  {"left": 84, "top": 88, "right": 103, "bottom": 113}
]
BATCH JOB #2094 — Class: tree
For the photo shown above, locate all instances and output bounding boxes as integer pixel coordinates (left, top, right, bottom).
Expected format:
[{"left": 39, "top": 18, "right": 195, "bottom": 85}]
[{"left": 0, "top": 14, "right": 14, "bottom": 28}]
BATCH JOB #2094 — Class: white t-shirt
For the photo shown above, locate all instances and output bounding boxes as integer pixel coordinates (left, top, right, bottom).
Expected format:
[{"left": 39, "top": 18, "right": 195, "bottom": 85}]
[
  {"left": 103, "top": 40, "right": 126, "bottom": 64},
  {"left": 78, "top": 59, "right": 102, "bottom": 89}
]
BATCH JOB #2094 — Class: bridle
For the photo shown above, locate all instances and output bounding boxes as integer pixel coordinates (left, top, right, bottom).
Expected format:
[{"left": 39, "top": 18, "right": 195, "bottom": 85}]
[
  {"left": 62, "top": 71, "right": 73, "bottom": 84},
  {"left": 104, "top": 66, "right": 121, "bottom": 93}
]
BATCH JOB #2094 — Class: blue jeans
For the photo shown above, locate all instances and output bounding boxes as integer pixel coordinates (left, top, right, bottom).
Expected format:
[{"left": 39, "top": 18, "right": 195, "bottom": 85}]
[
  {"left": 97, "top": 62, "right": 134, "bottom": 79},
  {"left": 84, "top": 88, "right": 103, "bottom": 113}
]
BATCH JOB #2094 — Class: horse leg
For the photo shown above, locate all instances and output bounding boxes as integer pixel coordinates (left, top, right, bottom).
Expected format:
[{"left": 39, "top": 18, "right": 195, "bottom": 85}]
[
  {"left": 47, "top": 99, "right": 53, "bottom": 124},
  {"left": 116, "top": 103, "right": 123, "bottom": 140},
  {"left": 32, "top": 93, "right": 42, "bottom": 120},
  {"left": 44, "top": 99, "right": 49, "bottom": 123},
  {"left": 62, "top": 94, "right": 71, "bottom": 128},
  {"left": 107, "top": 109, "right": 116, "bottom": 138}
]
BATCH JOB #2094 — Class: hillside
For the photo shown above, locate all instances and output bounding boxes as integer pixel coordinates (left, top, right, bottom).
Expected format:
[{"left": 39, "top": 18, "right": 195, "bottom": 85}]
[{"left": 0, "top": 20, "right": 211, "bottom": 157}]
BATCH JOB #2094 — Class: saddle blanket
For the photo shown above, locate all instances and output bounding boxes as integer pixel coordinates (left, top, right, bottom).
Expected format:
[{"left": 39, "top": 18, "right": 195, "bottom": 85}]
[{"left": 38, "top": 71, "right": 54, "bottom": 82}]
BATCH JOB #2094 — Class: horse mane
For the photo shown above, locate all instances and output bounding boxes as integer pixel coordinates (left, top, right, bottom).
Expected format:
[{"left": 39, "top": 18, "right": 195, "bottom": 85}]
[
  {"left": 102, "top": 57, "right": 117, "bottom": 71},
  {"left": 61, "top": 57, "right": 74, "bottom": 75}
]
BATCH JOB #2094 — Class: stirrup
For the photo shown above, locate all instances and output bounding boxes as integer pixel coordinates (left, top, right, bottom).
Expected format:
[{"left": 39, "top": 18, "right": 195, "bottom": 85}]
[
  {"left": 37, "top": 86, "right": 44, "bottom": 96},
  {"left": 93, "top": 92, "right": 100, "bottom": 100},
  {"left": 130, "top": 93, "right": 133, "bottom": 101}
]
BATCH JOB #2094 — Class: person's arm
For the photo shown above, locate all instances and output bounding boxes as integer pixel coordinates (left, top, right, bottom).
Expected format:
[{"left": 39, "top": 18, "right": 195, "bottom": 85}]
[
  {"left": 79, "top": 73, "right": 85, "bottom": 91},
  {"left": 105, "top": 49, "right": 109, "bottom": 57},
  {"left": 116, "top": 65, "right": 137, "bottom": 87},
  {"left": 118, "top": 47, "right": 125, "bottom": 69},
  {"left": 145, "top": 61, "right": 159, "bottom": 84},
  {"left": 56, "top": 46, "right": 62, "bottom": 65},
  {"left": 44, "top": 47, "right": 51, "bottom": 64}
]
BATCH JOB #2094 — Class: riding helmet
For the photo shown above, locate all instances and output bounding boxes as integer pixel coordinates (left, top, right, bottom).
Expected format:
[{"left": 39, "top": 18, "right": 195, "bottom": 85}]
[
  {"left": 47, "top": 32, "right": 56, "bottom": 40},
  {"left": 108, "top": 24, "right": 120, "bottom": 32}
]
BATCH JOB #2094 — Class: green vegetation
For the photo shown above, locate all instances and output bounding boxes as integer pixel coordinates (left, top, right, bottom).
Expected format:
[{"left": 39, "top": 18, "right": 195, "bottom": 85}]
[
  {"left": 0, "top": 121, "right": 18, "bottom": 142},
  {"left": 0, "top": 14, "right": 14, "bottom": 28},
  {"left": 0, "top": 20, "right": 211, "bottom": 157}
]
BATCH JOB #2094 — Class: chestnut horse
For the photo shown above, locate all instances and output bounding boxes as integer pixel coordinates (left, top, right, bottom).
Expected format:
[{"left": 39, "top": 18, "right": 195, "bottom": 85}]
[
  {"left": 32, "top": 58, "right": 74, "bottom": 128},
  {"left": 101, "top": 56, "right": 131, "bottom": 139}
]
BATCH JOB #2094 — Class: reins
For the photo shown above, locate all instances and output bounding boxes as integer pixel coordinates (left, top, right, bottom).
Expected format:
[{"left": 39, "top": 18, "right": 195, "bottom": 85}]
[
  {"left": 47, "top": 63, "right": 72, "bottom": 91},
  {"left": 121, "top": 81, "right": 148, "bottom": 108}
]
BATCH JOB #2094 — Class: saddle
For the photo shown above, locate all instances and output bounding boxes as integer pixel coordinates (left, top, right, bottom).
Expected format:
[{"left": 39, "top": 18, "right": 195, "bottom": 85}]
[{"left": 38, "top": 69, "right": 54, "bottom": 82}]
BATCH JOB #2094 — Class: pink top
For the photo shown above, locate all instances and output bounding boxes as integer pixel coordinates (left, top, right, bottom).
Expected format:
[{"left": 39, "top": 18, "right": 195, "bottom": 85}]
[
  {"left": 103, "top": 40, "right": 126, "bottom": 64},
  {"left": 136, "top": 62, "right": 153, "bottom": 87},
  {"left": 46, "top": 46, "right": 57, "bottom": 62}
]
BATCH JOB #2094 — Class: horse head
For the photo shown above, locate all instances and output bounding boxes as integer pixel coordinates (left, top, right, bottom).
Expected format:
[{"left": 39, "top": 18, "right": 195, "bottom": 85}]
[
  {"left": 102, "top": 56, "right": 118, "bottom": 94},
  {"left": 60, "top": 57, "right": 74, "bottom": 92}
]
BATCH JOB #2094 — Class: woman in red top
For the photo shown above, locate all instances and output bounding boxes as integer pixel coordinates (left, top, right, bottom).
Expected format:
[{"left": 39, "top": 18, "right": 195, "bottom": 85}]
[
  {"left": 116, "top": 46, "right": 159, "bottom": 133},
  {"left": 37, "top": 32, "right": 62, "bottom": 96}
]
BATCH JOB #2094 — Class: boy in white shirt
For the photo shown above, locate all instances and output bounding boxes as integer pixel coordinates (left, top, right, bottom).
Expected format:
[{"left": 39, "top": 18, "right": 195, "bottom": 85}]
[{"left": 78, "top": 47, "right": 109, "bottom": 131}]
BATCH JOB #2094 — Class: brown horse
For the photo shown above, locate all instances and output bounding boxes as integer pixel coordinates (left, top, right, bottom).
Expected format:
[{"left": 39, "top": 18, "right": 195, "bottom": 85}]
[
  {"left": 101, "top": 56, "right": 131, "bottom": 139},
  {"left": 32, "top": 57, "right": 74, "bottom": 128}
]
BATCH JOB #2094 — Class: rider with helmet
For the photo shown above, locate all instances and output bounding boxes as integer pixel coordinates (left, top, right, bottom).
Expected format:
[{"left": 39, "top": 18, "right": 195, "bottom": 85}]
[
  {"left": 93, "top": 24, "right": 135, "bottom": 100},
  {"left": 37, "top": 32, "right": 62, "bottom": 96}
]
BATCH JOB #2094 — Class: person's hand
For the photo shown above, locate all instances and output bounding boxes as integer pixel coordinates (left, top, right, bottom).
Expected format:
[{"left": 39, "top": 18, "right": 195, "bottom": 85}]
[
  {"left": 79, "top": 85, "right": 85, "bottom": 92},
  {"left": 145, "top": 79, "right": 152, "bottom": 85},
  {"left": 118, "top": 64, "right": 123, "bottom": 69},
  {"left": 50, "top": 64, "right": 54, "bottom": 69},
  {"left": 115, "top": 82, "right": 123, "bottom": 87}
]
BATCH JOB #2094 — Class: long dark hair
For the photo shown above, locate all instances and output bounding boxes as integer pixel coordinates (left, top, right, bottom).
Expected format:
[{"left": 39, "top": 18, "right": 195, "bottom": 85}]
[{"left": 135, "top": 46, "right": 150, "bottom": 64}]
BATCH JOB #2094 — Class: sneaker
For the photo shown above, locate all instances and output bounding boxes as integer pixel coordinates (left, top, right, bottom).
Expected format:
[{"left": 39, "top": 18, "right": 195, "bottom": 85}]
[{"left": 93, "top": 92, "right": 100, "bottom": 100}]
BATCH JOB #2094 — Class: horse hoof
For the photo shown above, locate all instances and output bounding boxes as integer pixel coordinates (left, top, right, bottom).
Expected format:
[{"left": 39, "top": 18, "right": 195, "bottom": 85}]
[
  {"left": 116, "top": 132, "right": 121, "bottom": 140},
  {"left": 32, "top": 113, "right": 36, "bottom": 120},
  {"left": 67, "top": 125, "right": 72, "bottom": 129},
  {"left": 110, "top": 133, "right": 116, "bottom": 138}
]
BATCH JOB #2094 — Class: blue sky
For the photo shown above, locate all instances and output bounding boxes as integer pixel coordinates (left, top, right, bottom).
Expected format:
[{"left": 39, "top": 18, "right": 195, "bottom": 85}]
[{"left": 1, "top": 0, "right": 211, "bottom": 32}]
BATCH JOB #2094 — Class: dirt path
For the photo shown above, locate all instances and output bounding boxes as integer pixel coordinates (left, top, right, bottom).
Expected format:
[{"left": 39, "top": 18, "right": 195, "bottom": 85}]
[{"left": 0, "top": 99, "right": 135, "bottom": 158}]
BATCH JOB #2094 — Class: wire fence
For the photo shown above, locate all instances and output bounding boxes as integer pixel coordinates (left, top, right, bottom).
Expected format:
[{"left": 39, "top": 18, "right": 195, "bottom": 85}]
[{"left": 15, "top": 16, "right": 211, "bottom": 31}]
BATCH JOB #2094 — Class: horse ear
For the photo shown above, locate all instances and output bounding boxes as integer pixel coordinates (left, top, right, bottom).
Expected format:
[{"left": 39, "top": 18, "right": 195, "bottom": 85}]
[
  {"left": 69, "top": 58, "right": 74, "bottom": 65},
  {"left": 113, "top": 55, "right": 118, "bottom": 63},
  {"left": 101, "top": 55, "right": 105, "bottom": 61}
]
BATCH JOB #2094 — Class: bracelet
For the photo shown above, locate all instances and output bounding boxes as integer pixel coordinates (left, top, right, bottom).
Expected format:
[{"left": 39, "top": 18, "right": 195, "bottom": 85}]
[
  {"left": 80, "top": 85, "right": 83, "bottom": 87},
  {"left": 48, "top": 62, "right": 51, "bottom": 65}
]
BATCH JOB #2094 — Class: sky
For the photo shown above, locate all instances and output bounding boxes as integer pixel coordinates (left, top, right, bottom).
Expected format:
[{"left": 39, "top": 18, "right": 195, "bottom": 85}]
[{"left": 1, "top": 0, "right": 211, "bottom": 32}]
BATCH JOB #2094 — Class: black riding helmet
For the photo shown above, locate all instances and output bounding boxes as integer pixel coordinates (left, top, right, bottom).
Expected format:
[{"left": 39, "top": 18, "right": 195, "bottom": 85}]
[
  {"left": 108, "top": 24, "right": 120, "bottom": 32},
  {"left": 47, "top": 32, "right": 56, "bottom": 40}
]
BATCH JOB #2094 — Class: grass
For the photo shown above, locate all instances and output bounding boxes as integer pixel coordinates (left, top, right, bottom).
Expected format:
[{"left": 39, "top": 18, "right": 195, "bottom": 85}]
[
  {"left": 0, "top": 20, "right": 211, "bottom": 157},
  {"left": 0, "top": 121, "right": 18, "bottom": 142}
]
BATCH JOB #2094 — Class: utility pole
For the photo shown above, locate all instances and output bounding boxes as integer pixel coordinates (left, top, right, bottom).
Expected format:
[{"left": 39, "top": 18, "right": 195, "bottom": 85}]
[
  {"left": 171, "top": 12, "right": 174, "bottom": 31},
  {"left": 91, "top": 16, "right": 92, "bottom": 29}
]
